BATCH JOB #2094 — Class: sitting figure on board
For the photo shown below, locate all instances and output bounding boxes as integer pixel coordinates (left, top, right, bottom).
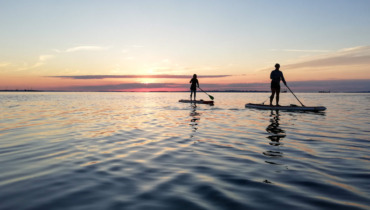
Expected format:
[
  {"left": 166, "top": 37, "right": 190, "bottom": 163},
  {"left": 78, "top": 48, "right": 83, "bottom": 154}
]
[
  {"left": 270, "top": 63, "right": 287, "bottom": 106},
  {"left": 190, "top": 74, "right": 199, "bottom": 101}
]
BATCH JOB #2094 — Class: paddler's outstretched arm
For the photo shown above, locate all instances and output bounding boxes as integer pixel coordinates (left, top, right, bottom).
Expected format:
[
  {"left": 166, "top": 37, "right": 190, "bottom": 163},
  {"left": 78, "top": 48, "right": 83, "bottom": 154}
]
[{"left": 281, "top": 72, "right": 287, "bottom": 85}]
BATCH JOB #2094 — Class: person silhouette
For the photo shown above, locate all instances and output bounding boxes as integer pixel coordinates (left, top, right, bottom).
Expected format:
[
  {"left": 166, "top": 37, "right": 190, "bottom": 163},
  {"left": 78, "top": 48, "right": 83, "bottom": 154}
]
[
  {"left": 189, "top": 74, "right": 199, "bottom": 101},
  {"left": 270, "top": 64, "right": 287, "bottom": 106}
]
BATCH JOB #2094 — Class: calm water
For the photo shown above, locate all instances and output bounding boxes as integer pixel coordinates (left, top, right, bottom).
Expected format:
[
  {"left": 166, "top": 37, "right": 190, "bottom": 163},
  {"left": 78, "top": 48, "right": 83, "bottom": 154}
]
[{"left": 0, "top": 92, "right": 369, "bottom": 210}]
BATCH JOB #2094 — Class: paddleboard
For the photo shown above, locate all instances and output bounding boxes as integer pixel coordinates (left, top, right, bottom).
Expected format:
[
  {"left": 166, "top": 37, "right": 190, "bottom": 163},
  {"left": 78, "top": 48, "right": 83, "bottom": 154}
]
[
  {"left": 245, "top": 103, "right": 326, "bottom": 111},
  {"left": 179, "top": 99, "right": 214, "bottom": 105}
]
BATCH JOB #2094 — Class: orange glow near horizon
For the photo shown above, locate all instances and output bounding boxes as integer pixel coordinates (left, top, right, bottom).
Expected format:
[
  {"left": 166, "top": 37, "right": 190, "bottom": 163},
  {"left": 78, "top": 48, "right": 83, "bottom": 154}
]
[
  {"left": 1, "top": 66, "right": 370, "bottom": 92},
  {"left": 121, "top": 88, "right": 187, "bottom": 92}
]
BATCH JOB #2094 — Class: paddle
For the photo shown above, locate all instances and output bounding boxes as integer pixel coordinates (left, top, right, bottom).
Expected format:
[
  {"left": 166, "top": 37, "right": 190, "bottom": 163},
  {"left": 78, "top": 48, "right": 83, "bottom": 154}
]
[
  {"left": 285, "top": 84, "right": 305, "bottom": 107},
  {"left": 198, "top": 87, "right": 214, "bottom": 100}
]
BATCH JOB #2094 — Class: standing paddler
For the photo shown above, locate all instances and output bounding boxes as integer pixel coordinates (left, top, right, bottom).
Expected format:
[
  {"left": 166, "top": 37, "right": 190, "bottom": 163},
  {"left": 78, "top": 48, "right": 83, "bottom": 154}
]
[
  {"left": 270, "top": 63, "right": 287, "bottom": 106},
  {"left": 190, "top": 74, "right": 199, "bottom": 101}
]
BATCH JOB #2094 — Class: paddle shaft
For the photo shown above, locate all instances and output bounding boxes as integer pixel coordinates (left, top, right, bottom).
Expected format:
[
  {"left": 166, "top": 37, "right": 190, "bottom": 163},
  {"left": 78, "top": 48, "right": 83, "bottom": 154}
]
[
  {"left": 198, "top": 87, "right": 214, "bottom": 100},
  {"left": 285, "top": 84, "right": 305, "bottom": 107}
]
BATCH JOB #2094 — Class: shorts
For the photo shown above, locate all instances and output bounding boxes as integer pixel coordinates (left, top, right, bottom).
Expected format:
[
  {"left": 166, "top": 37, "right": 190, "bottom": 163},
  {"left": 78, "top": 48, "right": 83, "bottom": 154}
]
[{"left": 271, "top": 81, "right": 280, "bottom": 90}]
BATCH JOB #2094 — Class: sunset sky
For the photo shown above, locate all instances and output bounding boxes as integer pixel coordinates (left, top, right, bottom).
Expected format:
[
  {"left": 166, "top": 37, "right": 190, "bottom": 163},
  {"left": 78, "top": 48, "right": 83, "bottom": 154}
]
[{"left": 1, "top": 0, "right": 369, "bottom": 91}]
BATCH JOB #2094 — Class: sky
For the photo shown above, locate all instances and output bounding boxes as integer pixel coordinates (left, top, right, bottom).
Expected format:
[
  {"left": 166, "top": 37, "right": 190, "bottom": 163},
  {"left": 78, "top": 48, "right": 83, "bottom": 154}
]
[{"left": 0, "top": 0, "right": 369, "bottom": 92}]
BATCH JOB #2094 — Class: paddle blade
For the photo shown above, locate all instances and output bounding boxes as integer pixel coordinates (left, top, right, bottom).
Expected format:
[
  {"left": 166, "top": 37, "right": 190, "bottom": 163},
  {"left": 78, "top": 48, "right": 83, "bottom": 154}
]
[{"left": 209, "top": 95, "right": 214, "bottom": 100}]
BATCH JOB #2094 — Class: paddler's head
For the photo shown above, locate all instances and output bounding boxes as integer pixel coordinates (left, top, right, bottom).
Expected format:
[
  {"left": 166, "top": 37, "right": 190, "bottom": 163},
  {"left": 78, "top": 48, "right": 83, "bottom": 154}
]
[
  {"left": 193, "top": 74, "right": 197, "bottom": 78},
  {"left": 275, "top": 63, "right": 280, "bottom": 69}
]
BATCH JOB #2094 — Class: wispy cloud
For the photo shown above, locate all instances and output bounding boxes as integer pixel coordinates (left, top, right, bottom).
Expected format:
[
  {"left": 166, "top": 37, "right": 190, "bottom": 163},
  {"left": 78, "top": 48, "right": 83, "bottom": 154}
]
[
  {"left": 0, "top": 62, "right": 11, "bottom": 68},
  {"left": 60, "top": 82, "right": 182, "bottom": 91},
  {"left": 55, "top": 45, "right": 109, "bottom": 53},
  {"left": 49, "top": 74, "right": 231, "bottom": 80},
  {"left": 284, "top": 45, "right": 370, "bottom": 70},
  {"left": 17, "top": 54, "right": 54, "bottom": 71},
  {"left": 270, "top": 49, "right": 331, "bottom": 53},
  {"left": 261, "top": 46, "right": 370, "bottom": 72},
  {"left": 39, "top": 55, "right": 54, "bottom": 62}
]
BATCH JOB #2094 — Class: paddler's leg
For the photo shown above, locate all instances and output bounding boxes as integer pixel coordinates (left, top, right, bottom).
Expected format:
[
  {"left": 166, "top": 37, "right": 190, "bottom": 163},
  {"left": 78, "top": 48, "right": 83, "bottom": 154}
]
[
  {"left": 276, "top": 84, "right": 281, "bottom": 106},
  {"left": 270, "top": 89, "right": 276, "bottom": 106},
  {"left": 194, "top": 90, "right": 196, "bottom": 101}
]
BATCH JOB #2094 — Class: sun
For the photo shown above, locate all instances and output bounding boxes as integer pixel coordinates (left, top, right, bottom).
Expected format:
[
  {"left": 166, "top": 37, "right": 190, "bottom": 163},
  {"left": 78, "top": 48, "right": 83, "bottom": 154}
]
[{"left": 139, "top": 78, "right": 156, "bottom": 84}]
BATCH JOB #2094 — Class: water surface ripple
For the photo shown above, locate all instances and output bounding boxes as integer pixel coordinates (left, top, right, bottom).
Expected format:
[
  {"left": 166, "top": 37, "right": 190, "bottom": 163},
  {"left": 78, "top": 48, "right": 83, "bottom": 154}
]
[{"left": 0, "top": 92, "right": 369, "bottom": 210}]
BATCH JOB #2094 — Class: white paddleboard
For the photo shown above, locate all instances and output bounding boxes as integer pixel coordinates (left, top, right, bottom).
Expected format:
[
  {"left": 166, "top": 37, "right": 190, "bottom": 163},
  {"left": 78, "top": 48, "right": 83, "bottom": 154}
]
[{"left": 245, "top": 103, "right": 326, "bottom": 111}]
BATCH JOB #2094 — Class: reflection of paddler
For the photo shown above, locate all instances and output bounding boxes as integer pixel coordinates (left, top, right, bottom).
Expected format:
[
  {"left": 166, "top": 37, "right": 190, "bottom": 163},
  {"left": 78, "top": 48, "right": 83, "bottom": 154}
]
[
  {"left": 190, "top": 105, "right": 200, "bottom": 130},
  {"left": 263, "top": 110, "right": 285, "bottom": 173},
  {"left": 266, "top": 110, "right": 285, "bottom": 146}
]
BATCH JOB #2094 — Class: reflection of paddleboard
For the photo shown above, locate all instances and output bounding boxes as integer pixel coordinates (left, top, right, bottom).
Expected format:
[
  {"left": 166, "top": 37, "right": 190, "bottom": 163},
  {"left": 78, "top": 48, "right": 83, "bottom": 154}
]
[
  {"left": 245, "top": 103, "right": 326, "bottom": 111},
  {"left": 179, "top": 99, "right": 214, "bottom": 105}
]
